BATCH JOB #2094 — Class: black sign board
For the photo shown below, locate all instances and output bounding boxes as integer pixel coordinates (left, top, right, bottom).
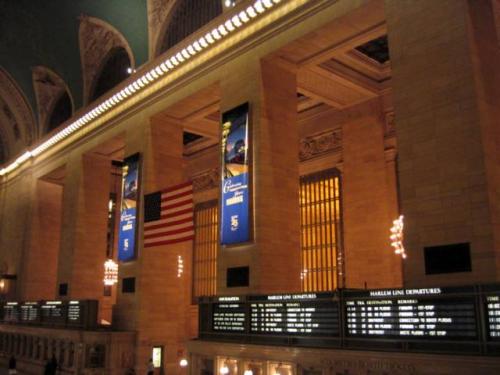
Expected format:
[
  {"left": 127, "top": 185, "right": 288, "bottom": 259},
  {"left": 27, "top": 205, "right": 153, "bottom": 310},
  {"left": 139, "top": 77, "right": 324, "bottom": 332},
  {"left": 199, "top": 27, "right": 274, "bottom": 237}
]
[
  {"left": 213, "top": 302, "right": 246, "bottom": 332},
  {"left": 249, "top": 293, "right": 339, "bottom": 336},
  {"left": 3, "top": 303, "right": 20, "bottom": 323},
  {"left": 40, "top": 301, "right": 66, "bottom": 325},
  {"left": 344, "top": 286, "right": 477, "bottom": 339},
  {"left": 486, "top": 295, "right": 500, "bottom": 339},
  {"left": 20, "top": 302, "right": 39, "bottom": 323}
]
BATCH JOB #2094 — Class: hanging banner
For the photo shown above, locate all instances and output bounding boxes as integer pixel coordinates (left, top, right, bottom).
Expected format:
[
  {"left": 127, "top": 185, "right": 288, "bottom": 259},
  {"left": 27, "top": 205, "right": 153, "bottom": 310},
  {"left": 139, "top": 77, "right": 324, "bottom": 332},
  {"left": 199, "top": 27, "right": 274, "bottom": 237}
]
[
  {"left": 221, "top": 103, "right": 250, "bottom": 245},
  {"left": 118, "top": 153, "right": 140, "bottom": 261}
]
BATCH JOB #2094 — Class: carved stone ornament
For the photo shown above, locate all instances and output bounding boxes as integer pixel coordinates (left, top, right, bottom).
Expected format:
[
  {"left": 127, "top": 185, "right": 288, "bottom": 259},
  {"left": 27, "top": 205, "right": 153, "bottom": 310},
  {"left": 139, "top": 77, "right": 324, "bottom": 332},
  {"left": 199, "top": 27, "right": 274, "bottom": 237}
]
[
  {"left": 148, "top": 0, "right": 176, "bottom": 57},
  {"left": 32, "top": 66, "right": 71, "bottom": 133},
  {"left": 299, "top": 128, "right": 342, "bottom": 161},
  {"left": 78, "top": 15, "right": 135, "bottom": 105},
  {"left": 0, "top": 68, "right": 36, "bottom": 160},
  {"left": 192, "top": 168, "right": 219, "bottom": 192}
]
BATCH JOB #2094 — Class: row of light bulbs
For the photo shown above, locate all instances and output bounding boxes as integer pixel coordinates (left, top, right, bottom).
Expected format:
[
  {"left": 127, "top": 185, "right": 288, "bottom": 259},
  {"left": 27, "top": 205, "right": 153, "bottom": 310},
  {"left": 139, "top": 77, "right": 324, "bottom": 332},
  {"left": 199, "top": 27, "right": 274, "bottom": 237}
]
[{"left": 0, "top": 0, "right": 283, "bottom": 178}]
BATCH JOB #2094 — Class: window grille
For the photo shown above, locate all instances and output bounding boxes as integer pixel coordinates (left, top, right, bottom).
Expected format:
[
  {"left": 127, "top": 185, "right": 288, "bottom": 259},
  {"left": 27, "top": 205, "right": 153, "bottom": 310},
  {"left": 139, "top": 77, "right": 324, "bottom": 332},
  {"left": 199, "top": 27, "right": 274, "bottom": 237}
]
[{"left": 300, "top": 169, "right": 342, "bottom": 291}]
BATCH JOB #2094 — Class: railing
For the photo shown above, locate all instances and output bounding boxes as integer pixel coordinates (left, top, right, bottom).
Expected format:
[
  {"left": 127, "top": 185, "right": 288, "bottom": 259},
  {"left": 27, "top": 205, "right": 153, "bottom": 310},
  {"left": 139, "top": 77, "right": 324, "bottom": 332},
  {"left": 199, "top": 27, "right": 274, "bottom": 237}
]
[{"left": 197, "top": 284, "right": 500, "bottom": 356}]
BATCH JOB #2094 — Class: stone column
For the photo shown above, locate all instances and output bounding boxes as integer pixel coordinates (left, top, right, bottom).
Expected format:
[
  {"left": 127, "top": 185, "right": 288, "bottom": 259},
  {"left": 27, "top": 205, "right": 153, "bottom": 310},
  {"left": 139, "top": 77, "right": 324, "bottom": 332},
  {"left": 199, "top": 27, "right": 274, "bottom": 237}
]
[
  {"left": 22, "top": 179, "right": 62, "bottom": 300},
  {"left": 113, "top": 116, "right": 192, "bottom": 375},
  {"left": 342, "top": 100, "right": 403, "bottom": 289},
  {"left": 57, "top": 153, "right": 111, "bottom": 302},
  {"left": 386, "top": 0, "right": 500, "bottom": 285},
  {"left": 218, "top": 57, "right": 301, "bottom": 294}
]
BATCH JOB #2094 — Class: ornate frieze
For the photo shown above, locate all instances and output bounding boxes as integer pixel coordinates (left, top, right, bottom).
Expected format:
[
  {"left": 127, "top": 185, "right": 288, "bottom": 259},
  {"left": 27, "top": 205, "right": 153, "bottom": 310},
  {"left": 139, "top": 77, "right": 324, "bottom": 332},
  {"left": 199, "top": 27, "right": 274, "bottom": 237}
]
[
  {"left": 32, "top": 66, "right": 69, "bottom": 133},
  {"left": 192, "top": 168, "right": 219, "bottom": 192},
  {"left": 148, "top": 0, "right": 176, "bottom": 57},
  {"left": 299, "top": 128, "right": 342, "bottom": 161}
]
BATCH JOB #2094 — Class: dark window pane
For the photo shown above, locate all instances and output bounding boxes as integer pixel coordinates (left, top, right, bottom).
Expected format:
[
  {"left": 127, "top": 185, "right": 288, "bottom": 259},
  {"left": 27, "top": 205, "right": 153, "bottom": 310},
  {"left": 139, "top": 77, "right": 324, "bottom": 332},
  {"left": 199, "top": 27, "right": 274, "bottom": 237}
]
[
  {"left": 91, "top": 47, "right": 131, "bottom": 102},
  {"left": 159, "top": 0, "right": 222, "bottom": 54},
  {"left": 122, "top": 277, "right": 136, "bottom": 293},
  {"left": 47, "top": 91, "right": 72, "bottom": 132},
  {"left": 424, "top": 243, "right": 472, "bottom": 275},
  {"left": 226, "top": 266, "right": 249, "bottom": 287}
]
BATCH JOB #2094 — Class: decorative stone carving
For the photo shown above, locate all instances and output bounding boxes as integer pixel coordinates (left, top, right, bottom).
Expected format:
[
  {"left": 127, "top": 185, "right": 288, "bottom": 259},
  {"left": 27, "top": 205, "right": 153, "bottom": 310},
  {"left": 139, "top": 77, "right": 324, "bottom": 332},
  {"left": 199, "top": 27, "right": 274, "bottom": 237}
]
[
  {"left": 299, "top": 128, "right": 342, "bottom": 161},
  {"left": 148, "top": 0, "right": 176, "bottom": 57},
  {"left": 78, "top": 15, "right": 135, "bottom": 105},
  {"left": 0, "top": 68, "right": 36, "bottom": 161},
  {"left": 384, "top": 111, "right": 395, "bottom": 138},
  {"left": 32, "top": 66, "right": 71, "bottom": 133},
  {"left": 192, "top": 169, "right": 219, "bottom": 192}
]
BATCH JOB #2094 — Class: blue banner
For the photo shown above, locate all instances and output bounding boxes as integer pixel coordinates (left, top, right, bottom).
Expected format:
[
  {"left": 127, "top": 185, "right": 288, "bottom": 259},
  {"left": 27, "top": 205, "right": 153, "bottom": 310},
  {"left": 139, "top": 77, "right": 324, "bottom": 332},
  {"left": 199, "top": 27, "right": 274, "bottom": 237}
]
[
  {"left": 221, "top": 103, "right": 250, "bottom": 245},
  {"left": 118, "top": 154, "right": 140, "bottom": 261}
]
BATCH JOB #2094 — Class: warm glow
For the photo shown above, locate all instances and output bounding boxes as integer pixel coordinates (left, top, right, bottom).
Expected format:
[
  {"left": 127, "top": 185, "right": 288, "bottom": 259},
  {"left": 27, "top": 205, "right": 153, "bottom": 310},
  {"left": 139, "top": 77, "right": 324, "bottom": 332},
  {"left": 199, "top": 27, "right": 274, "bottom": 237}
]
[
  {"left": 177, "top": 255, "right": 184, "bottom": 278},
  {"left": 179, "top": 359, "right": 188, "bottom": 367},
  {"left": 390, "top": 215, "right": 407, "bottom": 259},
  {"left": 220, "top": 366, "right": 229, "bottom": 375},
  {"left": 103, "top": 259, "right": 119, "bottom": 285}
]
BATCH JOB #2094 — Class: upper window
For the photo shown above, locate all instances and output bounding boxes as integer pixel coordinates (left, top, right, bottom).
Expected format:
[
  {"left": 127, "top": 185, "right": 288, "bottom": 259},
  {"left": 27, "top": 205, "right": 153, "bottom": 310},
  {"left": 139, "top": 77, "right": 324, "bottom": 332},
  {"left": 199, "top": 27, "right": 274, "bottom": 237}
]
[
  {"left": 90, "top": 47, "right": 131, "bottom": 103},
  {"left": 193, "top": 200, "right": 218, "bottom": 299},
  {"left": 300, "top": 168, "right": 342, "bottom": 292},
  {"left": 47, "top": 91, "right": 72, "bottom": 133},
  {"left": 159, "top": 0, "right": 222, "bottom": 54}
]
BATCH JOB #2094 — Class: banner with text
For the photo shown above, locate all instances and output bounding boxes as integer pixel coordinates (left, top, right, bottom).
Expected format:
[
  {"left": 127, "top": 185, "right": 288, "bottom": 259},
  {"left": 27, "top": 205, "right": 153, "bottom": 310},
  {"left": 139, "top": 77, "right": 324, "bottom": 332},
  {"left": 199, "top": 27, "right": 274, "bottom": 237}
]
[
  {"left": 221, "top": 103, "right": 250, "bottom": 245},
  {"left": 118, "top": 153, "right": 140, "bottom": 261}
]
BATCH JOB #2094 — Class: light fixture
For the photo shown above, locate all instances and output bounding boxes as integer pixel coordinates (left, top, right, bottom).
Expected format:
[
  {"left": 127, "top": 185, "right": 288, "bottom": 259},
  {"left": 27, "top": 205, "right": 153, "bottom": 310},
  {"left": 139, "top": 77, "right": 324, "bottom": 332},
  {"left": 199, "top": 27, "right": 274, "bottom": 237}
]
[
  {"left": 244, "top": 370, "right": 253, "bottom": 375},
  {"left": 220, "top": 365, "right": 229, "bottom": 375},
  {"left": 390, "top": 215, "right": 407, "bottom": 259},
  {"left": 103, "top": 259, "right": 119, "bottom": 286},
  {"left": 177, "top": 255, "right": 184, "bottom": 278},
  {"left": 179, "top": 358, "right": 188, "bottom": 367}
]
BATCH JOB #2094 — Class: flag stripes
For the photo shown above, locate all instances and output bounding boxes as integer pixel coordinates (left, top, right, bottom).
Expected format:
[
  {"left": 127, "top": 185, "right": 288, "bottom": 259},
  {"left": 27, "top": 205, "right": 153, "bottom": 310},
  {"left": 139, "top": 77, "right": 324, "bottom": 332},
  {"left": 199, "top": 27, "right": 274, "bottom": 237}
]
[{"left": 143, "top": 181, "right": 194, "bottom": 247}]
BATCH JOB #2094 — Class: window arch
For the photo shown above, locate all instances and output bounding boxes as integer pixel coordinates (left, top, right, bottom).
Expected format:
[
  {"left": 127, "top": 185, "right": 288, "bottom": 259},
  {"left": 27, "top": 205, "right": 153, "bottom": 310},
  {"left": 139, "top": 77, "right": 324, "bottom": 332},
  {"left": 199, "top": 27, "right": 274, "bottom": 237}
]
[
  {"left": 90, "top": 47, "right": 131, "bottom": 103},
  {"left": 47, "top": 91, "right": 72, "bottom": 133},
  {"left": 158, "top": 0, "right": 222, "bottom": 55}
]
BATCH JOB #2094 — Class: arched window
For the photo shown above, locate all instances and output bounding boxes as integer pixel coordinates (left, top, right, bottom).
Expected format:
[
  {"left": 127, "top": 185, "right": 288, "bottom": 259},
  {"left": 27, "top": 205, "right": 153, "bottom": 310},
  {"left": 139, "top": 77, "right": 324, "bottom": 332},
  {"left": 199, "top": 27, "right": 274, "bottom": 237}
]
[
  {"left": 90, "top": 47, "right": 131, "bottom": 102},
  {"left": 47, "top": 91, "right": 72, "bottom": 133},
  {"left": 159, "top": 0, "right": 222, "bottom": 54}
]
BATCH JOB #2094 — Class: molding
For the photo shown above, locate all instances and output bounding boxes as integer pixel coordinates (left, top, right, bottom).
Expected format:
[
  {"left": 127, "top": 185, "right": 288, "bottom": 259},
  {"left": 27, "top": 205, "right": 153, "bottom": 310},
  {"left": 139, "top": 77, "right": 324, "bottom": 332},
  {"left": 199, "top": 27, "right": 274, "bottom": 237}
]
[
  {"left": 192, "top": 168, "right": 219, "bottom": 192},
  {"left": 299, "top": 127, "right": 342, "bottom": 161}
]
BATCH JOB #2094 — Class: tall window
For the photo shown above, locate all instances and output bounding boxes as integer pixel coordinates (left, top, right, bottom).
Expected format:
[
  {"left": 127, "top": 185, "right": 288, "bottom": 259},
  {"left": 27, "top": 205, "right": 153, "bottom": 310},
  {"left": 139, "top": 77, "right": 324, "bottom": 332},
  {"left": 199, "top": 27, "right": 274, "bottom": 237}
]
[
  {"left": 193, "top": 200, "right": 218, "bottom": 298},
  {"left": 300, "top": 169, "right": 342, "bottom": 292}
]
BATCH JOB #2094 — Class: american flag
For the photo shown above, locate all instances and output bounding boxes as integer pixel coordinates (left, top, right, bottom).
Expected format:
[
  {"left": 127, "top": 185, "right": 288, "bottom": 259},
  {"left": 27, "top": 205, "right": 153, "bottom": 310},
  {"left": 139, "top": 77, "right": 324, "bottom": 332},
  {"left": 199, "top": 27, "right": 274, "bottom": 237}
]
[{"left": 143, "top": 181, "right": 194, "bottom": 248}]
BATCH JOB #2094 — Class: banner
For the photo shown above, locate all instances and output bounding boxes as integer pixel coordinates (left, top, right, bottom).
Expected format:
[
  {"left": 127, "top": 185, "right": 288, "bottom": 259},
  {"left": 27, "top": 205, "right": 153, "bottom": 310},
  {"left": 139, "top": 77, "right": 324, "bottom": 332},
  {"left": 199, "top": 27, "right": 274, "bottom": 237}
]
[
  {"left": 221, "top": 103, "right": 250, "bottom": 245},
  {"left": 118, "top": 153, "right": 140, "bottom": 261}
]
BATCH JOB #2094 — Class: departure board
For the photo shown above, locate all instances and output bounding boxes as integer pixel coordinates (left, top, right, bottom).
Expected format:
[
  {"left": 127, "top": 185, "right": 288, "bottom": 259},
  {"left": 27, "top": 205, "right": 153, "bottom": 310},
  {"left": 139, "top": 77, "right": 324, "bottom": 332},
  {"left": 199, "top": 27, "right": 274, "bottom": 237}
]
[
  {"left": 249, "top": 293, "right": 339, "bottom": 336},
  {"left": 20, "top": 302, "right": 39, "bottom": 323},
  {"left": 40, "top": 301, "right": 66, "bottom": 325},
  {"left": 486, "top": 295, "right": 500, "bottom": 339},
  {"left": 3, "top": 302, "right": 20, "bottom": 322},
  {"left": 212, "top": 297, "right": 246, "bottom": 332},
  {"left": 345, "top": 287, "right": 477, "bottom": 339}
]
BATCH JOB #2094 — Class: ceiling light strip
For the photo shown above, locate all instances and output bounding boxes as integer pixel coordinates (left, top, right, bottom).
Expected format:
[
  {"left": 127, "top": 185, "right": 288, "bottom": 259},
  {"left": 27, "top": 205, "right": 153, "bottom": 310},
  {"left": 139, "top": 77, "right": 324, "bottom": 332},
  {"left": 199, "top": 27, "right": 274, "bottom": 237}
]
[{"left": 0, "top": 0, "right": 282, "bottom": 178}]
